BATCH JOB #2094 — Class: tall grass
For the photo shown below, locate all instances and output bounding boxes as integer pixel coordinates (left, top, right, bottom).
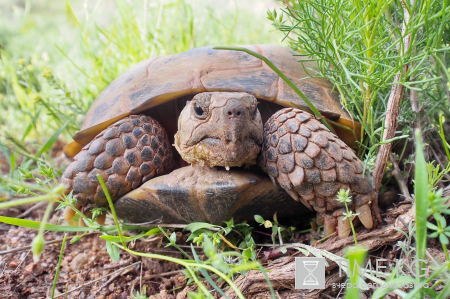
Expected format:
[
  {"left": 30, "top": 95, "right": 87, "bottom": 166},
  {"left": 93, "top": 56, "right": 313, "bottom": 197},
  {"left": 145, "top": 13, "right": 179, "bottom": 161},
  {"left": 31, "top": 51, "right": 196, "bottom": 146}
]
[{"left": 0, "top": 0, "right": 281, "bottom": 173}]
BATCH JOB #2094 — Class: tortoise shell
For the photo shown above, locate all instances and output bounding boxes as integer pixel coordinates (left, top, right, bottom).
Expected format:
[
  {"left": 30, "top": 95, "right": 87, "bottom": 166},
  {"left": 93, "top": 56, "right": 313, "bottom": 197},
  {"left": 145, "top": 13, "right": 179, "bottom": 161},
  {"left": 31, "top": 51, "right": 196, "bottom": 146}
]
[{"left": 64, "top": 45, "right": 360, "bottom": 160}]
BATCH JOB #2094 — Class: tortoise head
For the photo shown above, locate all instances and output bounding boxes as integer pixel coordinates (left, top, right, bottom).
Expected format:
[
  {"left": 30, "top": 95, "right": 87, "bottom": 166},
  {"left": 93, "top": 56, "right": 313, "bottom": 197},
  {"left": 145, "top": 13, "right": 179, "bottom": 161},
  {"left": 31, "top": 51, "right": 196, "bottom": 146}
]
[{"left": 174, "top": 92, "right": 263, "bottom": 168}]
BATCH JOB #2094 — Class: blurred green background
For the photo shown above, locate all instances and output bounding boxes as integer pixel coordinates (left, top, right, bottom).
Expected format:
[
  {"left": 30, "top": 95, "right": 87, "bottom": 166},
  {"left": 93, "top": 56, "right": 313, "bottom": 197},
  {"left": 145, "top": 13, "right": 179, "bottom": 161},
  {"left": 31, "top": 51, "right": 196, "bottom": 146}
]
[{"left": 0, "top": 0, "right": 283, "bottom": 161}]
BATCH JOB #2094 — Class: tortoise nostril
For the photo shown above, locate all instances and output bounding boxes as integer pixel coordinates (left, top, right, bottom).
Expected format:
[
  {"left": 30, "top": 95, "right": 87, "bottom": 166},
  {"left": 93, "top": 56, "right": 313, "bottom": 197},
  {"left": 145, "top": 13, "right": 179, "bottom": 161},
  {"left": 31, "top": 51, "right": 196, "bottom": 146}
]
[
  {"left": 237, "top": 111, "right": 241, "bottom": 116},
  {"left": 228, "top": 111, "right": 232, "bottom": 116}
]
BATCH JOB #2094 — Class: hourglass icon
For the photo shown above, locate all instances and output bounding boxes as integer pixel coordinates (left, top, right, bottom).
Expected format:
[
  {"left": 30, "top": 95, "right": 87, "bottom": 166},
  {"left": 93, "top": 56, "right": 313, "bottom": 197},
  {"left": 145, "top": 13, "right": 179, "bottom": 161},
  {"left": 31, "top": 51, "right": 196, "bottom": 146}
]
[{"left": 302, "top": 260, "right": 319, "bottom": 285}]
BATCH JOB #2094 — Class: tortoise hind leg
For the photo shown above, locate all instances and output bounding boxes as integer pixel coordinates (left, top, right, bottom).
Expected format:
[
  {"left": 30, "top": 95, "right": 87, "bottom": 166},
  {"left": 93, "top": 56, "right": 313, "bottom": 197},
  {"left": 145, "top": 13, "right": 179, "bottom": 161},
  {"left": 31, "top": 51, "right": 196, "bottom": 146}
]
[
  {"left": 61, "top": 115, "right": 175, "bottom": 224},
  {"left": 260, "top": 108, "right": 381, "bottom": 238}
]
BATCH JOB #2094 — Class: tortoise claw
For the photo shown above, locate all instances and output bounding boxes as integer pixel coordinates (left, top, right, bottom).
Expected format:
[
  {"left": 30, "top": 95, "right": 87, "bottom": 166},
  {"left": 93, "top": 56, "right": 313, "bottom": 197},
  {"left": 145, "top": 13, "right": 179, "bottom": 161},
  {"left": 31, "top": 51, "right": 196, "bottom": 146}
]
[
  {"left": 338, "top": 217, "right": 352, "bottom": 239},
  {"left": 96, "top": 212, "right": 107, "bottom": 226},
  {"left": 323, "top": 214, "right": 336, "bottom": 237},
  {"left": 63, "top": 203, "right": 81, "bottom": 223},
  {"left": 356, "top": 203, "right": 373, "bottom": 229}
]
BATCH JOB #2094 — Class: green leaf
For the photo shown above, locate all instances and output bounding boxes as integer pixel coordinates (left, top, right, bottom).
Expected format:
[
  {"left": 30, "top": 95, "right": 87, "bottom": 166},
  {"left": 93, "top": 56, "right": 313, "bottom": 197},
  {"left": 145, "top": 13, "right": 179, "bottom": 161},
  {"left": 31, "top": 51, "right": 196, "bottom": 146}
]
[
  {"left": 372, "top": 276, "right": 415, "bottom": 299},
  {"left": 105, "top": 241, "right": 120, "bottom": 262},
  {"left": 427, "top": 222, "right": 438, "bottom": 230},
  {"left": 203, "top": 235, "right": 216, "bottom": 258},
  {"left": 184, "top": 222, "right": 219, "bottom": 233},
  {"left": 0, "top": 216, "right": 93, "bottom": 232},
  {"left": 100, "top": 228, "right": 160, "bottom": 243},
  {"left": 170, "top": 232, "right": 177, "bottom": 242},
  {"left": 439, "top": 234, "right": 449, "bottom": 245},
  {"left": 35, "top": 117, "right": 72, "bottom": 158},
  {"left": 242, "top": 247, "right": 253, "bottom": 260},
  {"left": 70, "top": 235, "right": 83, "bottom": 244},
  {"left": 428, "top": 232, "right": 439, "bottom": 238}
]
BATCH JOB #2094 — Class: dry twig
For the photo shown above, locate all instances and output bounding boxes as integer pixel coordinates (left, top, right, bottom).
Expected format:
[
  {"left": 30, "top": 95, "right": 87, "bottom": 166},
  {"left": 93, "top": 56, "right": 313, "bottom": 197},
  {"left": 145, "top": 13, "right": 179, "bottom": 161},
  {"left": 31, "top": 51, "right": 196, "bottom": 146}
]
[
  {"left": 372, "top": 0, "right": 414, "bottom": 191},
  {"left": 53, "top": 261, "right": 141, "bottom": 298},
  {"left": 0, "top": 233, "right": 99, "bottom": 256},
  {"left": 390, "top": 154, "right": 413, "bottom": 201}
]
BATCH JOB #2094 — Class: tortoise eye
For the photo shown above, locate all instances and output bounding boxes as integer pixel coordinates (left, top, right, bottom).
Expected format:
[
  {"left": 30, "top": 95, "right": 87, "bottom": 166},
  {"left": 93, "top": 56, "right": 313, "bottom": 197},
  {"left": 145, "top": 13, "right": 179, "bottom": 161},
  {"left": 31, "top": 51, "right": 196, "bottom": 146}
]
[{"left": 193, "top": 103, "right": 207, "bottom": 119}]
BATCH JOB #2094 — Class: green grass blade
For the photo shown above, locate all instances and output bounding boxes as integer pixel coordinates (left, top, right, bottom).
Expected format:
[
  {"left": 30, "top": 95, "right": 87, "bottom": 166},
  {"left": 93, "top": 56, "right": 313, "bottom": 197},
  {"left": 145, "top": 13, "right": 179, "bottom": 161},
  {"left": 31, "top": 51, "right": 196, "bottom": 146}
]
[
  {"left": 414, "top": 129, "right": 429, "bottom": 279},
  {"left": 436, "top": 278, "right": 450, "bottom": 299},
  {"left": 184, "top": 222, "right": 220, "bottom": 233},
  {"left": 191, "top": 244, "right": 230, "bottom": 299},
  {"left": 372, "top": 276, "right": 415, "bottom": 299},
  {"left": 51, "top": 234, "right": 67, "bottom": 299},
  {"left": 100, "top": 227, "right": 160, "bottom": 242},
  {"left": 97, "top": 175, "right": 127, "bottom": 248},
  {"left": 344, "top": 246, "right": 367, "bottom": 299},
  {"left": 0, "top": 216, "right": 93, "bottom": 232},
  {"left": 35, "top": 117, "right": 73, "bottom": 158},
  {"left": 213, "top": 46, "right": 335, "bottom": 134}
]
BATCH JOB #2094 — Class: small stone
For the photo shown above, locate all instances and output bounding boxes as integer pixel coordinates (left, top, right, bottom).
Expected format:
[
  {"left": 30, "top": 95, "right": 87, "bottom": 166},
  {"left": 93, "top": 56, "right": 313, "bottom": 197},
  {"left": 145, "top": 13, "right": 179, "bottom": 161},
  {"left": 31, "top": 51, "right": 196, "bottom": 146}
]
[
  {"left": 70, "top": 253, "right": 89, "bottom": 271},
  {"left": 8, "top": 261, "right": 18, "bottom": 268}
]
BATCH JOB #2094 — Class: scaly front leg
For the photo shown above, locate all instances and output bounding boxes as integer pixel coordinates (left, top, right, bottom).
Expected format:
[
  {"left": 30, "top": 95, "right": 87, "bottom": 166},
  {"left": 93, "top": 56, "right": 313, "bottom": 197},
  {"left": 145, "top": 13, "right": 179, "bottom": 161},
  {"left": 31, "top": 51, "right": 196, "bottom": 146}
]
[
  {"left": 260, "top": 108, "right": 381, "bottom": 238},
  {"left": 61, "top": 115, "right": 175, "bottom": 226}
]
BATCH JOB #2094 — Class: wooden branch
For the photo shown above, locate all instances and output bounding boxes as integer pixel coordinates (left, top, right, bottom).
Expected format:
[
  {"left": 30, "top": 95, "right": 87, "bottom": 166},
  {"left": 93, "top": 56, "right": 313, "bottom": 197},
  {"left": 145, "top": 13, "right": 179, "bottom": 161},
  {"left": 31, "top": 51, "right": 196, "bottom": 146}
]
[
  {"left": 390, "top": 154, "right": 413, "bottom": 201},
  {"left": 372, "top": 0, "right": 413, "bottom": 191}
]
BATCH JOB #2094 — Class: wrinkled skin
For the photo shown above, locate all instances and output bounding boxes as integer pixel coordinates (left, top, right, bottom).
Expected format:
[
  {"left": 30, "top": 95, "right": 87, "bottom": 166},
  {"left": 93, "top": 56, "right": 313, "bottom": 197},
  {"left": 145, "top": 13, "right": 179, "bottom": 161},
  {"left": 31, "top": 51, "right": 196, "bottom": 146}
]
[{"left": 175, "top": 92, "right": 263, "bottom": 168}]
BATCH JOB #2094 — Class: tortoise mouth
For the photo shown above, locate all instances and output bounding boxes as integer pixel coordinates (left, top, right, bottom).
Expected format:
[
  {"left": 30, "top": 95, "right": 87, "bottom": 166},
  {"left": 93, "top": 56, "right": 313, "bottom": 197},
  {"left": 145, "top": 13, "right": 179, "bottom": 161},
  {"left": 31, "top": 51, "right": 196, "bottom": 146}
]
[{"left": 193, "top": 137, "right": 261, "bottom": 168}]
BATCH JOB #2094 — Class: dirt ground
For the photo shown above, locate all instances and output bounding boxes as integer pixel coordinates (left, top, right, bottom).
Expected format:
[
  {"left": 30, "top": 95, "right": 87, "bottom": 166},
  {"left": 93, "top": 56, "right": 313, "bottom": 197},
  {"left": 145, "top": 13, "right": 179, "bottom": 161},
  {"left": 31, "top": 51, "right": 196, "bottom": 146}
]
[
  {"left": 0, "top": 151, "right": 448, "bottom": 299},
  {"left": 0, "top": 199, "right": 421, "bottom": 299},
  {"left": 0, "top": 205, "right": 191, "bottom": 299}
]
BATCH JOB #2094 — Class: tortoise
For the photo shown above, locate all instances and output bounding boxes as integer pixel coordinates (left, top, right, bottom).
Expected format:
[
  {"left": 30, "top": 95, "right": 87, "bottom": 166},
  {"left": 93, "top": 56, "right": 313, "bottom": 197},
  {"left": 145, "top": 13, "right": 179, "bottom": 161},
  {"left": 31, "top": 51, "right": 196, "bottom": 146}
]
[{"left": 61, "top": 45, "right": 381, "bottom": 238}]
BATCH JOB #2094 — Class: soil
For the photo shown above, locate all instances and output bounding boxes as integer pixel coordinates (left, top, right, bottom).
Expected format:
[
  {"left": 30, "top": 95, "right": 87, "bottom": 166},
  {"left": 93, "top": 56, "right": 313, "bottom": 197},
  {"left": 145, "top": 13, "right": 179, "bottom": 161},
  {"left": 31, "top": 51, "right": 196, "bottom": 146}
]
[{"left": 0, "top": 152, "right": 447, "bottom": 299}]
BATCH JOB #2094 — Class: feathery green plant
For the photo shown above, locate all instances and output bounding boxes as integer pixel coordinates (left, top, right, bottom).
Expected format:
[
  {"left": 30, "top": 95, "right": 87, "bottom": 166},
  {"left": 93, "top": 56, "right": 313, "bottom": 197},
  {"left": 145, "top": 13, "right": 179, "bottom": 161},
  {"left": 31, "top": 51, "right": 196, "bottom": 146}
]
[{"left": 270, "top": 0, "right": 450, "bottom": 158}]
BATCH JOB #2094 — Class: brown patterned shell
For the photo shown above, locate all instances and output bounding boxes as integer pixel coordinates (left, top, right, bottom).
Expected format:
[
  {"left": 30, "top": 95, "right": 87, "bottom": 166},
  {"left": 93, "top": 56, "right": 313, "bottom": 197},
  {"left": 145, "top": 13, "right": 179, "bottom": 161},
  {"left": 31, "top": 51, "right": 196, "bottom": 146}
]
[
  {"left": 64, "top": 45, "right": 361, "bottom": 158},
  {"left": 61, "top": 115, "right": 175, "bottom": 206},
  {"left": 260, "top": 108, "right": 374, "bottom": 220}
]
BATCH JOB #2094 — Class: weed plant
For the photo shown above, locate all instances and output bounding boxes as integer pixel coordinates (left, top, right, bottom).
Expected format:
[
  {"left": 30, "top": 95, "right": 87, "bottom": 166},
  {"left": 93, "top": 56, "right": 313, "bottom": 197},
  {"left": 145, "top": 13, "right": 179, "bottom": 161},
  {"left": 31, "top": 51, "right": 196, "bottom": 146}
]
[{"left": 1, "top": 0, "right": 450, "bottom": 298}]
